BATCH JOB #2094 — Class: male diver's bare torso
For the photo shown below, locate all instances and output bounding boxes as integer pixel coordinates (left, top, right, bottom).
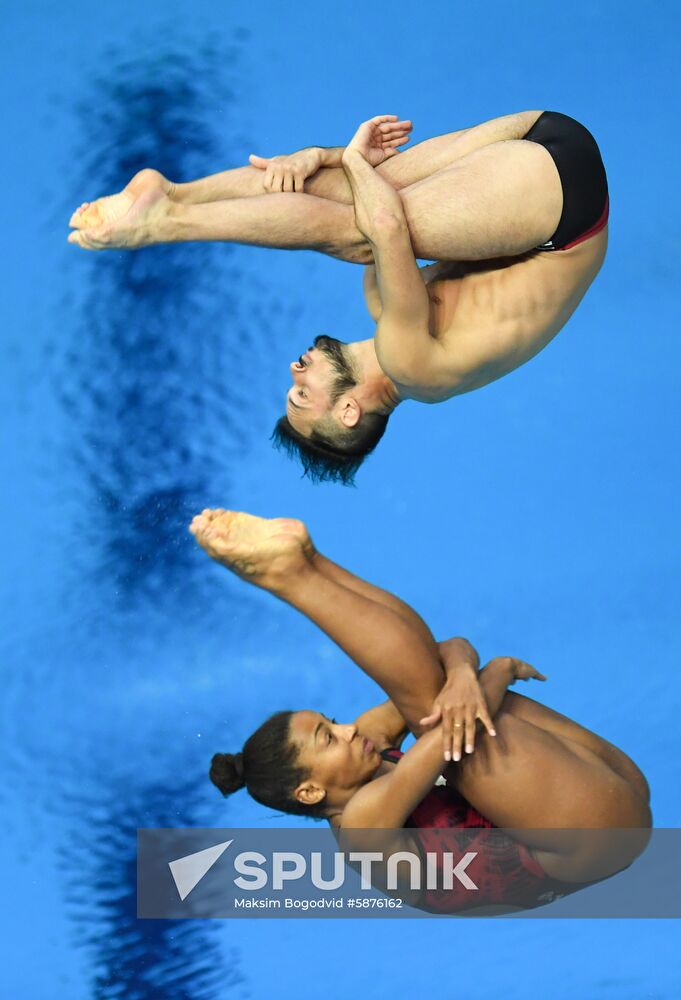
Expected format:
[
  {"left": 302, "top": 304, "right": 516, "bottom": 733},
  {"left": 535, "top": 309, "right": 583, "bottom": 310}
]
[{"left": 395, "top": 226, "right": 607, "bottom": 403}]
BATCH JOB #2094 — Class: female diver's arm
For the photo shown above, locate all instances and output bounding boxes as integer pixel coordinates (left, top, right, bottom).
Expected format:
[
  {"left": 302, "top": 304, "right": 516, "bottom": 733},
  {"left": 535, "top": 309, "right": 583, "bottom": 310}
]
[
  {"left": 354, "top": 699, "right": 409, "bottom": 752},
  {"left": 341, "top": 724, "right": 447, "bottom": 829},
  {"left": 304, "top": 549, "right": 496, "bottom": 757},
  {"left": 352, "top": 644, "right": 509, "bottom": 754},
  {"left": 342, "top": 658, "right": 544, "bottom": 829}
]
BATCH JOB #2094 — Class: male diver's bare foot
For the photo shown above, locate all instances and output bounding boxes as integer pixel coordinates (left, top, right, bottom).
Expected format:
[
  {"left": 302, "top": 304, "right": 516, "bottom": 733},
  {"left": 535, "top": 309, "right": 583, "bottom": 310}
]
[
  {"left": 189, "top": 509, "right": 315, "bottom": 591},
  {"left": 68, "top": 168, "right": 172, "bottom": 251}
]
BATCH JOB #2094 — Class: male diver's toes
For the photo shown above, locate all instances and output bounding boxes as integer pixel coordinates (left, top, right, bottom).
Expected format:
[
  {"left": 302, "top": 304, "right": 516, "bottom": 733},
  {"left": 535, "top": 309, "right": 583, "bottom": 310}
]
[
  {"left": 69, "top": 229, "right": 99, "bottom": 250},
  {"left": 69, "top": 204, "right": 93, "bottom": 228},
  {"left": 80, "top": 226, "right": 108, "bottom": 248}
]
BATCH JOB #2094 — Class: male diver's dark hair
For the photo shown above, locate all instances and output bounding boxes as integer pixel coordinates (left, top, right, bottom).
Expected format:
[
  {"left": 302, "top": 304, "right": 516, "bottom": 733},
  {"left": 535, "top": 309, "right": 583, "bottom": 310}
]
[
  {"left": 271, "top": 412, "right": 389, "bottom": 487},
  {"left": 209, "top": 710, "right": 326, "bottom": 819}
]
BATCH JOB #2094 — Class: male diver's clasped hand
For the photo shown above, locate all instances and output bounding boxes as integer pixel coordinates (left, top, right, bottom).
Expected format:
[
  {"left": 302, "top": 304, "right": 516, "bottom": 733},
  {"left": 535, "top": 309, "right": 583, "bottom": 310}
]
[
  {"left": 248, "top": 115, "right": 413, "bottom": 194},
  {"left": 248, "top": 147, "right": 325, "bottom": 193},
  {"left": 343, "top": 114, "right": 413, "bottom": 165}
]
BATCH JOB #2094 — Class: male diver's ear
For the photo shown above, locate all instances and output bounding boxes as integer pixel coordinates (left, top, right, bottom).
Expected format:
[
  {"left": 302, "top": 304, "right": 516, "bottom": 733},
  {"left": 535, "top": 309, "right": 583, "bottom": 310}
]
[
  {"left": 337, "top": 398, "right": 361, "bottom": 429},
  {"left": 295, "top": 782, "right": 327, "bottom": 807}
]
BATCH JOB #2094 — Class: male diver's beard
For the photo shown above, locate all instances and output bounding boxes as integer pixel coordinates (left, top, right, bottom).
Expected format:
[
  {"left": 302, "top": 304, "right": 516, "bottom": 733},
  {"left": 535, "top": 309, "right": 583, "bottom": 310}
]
[{"left": 312, "top": 335, "right": 357, "bottom": 403}]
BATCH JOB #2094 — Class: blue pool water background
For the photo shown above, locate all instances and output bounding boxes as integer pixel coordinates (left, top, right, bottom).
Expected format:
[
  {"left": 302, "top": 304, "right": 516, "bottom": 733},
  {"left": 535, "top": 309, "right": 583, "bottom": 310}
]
[{"left": 1, "top": 1, "right": 680, "bottom": 997}]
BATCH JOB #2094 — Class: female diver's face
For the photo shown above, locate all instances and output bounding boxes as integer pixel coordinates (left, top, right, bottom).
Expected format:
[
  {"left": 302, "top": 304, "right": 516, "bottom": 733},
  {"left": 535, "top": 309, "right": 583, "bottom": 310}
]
[{"left": 289, "top": 710, "right": 382, "bottom": 813}]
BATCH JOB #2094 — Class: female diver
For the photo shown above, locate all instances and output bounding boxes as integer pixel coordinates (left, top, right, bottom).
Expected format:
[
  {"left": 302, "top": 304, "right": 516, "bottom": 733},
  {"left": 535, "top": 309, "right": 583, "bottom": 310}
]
[{"left": 190, "top": 509, "right": 651, "bottom": 914}]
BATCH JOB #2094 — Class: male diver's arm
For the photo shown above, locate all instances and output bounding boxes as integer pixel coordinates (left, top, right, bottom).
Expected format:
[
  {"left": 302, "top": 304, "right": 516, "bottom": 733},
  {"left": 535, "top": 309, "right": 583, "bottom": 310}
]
[
  {"left": 341, "top": 148, "right": 444, "bottom": 388},
  {"left": 316, "top": 146, "right": 345, "bottom": 167},
  {"left": 362, "top": 265, "right": 382, "bottom": 321},
  {"left": 341, "top": 145, "right": 408, "bottom": 245},
  {"left": 248, "top": 146, "right": 346, "bottom": 193}
]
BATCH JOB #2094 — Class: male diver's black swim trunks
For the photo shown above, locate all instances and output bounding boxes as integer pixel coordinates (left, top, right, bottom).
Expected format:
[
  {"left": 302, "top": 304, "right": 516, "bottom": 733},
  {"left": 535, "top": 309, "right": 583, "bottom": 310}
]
[{"left": 523, "top": 111, "right": 609, "bottom": 251}]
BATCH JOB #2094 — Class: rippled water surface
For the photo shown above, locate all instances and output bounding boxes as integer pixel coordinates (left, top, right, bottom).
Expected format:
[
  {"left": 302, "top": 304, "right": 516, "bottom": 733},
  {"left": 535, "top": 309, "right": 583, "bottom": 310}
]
[{"left": 2, "top": 3, "right": 680, "bottom": 998}]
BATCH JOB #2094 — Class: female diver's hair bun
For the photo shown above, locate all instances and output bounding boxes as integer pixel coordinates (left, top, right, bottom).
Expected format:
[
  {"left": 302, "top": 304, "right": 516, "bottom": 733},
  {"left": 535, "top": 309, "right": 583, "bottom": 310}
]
[{"left": 209, "top": 752, "right": 246, "bottom": 796}]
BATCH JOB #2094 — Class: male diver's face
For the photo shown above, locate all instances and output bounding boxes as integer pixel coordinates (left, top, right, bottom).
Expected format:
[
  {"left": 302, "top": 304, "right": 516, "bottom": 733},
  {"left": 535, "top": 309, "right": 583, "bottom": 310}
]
[
  {"left": 286, "top": 344, "right": 335, "bottom": 436},
  {"left": 286, "top": 335, "right": 355, "bottom": 437}
]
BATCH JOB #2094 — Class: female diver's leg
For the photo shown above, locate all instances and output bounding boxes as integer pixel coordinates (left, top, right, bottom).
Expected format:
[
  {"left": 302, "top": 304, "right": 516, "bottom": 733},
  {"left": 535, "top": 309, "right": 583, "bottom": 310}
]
[
  {"left": 310, "top": 551, "right": 437, "bottom": 648},
  {"left": 500, "top": 691, "right": 650, "bottom": 806},
  {"left": 189, "top": 509, "right": 443, "bottom": 732},
  {"left": 450, "top": 689, "right": 651, "bottom": 882}
]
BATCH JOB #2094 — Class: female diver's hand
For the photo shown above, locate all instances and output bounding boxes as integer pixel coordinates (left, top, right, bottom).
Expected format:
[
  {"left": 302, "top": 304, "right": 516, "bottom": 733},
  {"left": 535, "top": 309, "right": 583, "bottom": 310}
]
[
  {"left": 419, "top": 667, "right": 496, "bottom": 763},
  {"left": 248, "top": 147, "right": 323, "bottom": 193}
]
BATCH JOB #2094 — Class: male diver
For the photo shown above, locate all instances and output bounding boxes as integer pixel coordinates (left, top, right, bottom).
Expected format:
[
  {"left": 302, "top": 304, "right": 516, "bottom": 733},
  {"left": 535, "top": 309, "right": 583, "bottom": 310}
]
[{"left": 68, "top": 110, "right": 608, "bottom": 483}]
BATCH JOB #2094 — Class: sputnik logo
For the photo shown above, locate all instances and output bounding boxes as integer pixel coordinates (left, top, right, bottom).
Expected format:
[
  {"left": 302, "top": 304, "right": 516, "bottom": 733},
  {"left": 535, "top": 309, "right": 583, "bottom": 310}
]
[{"left": 169, "top": 840, "right": 233, "bottom": 900}]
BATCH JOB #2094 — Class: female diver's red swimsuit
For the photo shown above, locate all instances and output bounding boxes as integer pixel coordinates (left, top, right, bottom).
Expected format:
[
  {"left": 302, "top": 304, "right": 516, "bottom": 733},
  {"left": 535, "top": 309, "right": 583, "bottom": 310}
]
[{"left": 382, "top": 748, "right": 591, "bottom": 913}]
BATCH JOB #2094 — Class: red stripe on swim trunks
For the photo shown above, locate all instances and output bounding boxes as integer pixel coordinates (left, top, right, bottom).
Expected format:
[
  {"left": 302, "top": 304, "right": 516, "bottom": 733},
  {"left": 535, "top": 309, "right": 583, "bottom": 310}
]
[{"left": 559, "top": 195, "right": 610, "bottom": 250}]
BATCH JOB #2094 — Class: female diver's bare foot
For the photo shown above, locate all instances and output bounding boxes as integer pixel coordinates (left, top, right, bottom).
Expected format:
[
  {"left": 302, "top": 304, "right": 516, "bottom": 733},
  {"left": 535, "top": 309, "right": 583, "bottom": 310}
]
[
  {"left": 67, "top": 168, "right": 172, "bottom": 251},
  {"left": 189, "top": 509, "right": 315, "bottom": 592}
]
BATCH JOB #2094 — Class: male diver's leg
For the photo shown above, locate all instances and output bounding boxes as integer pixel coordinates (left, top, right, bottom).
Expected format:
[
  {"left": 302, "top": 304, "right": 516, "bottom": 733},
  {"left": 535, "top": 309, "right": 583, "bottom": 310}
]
[
  {"left": 170, "top": 110, "right": 543, "bottom": 206},
  {"left": 69, "top": 133, "right": 563, "bottom": 262},
  {"left": 377, "top": 109, "right": 542, "bottom": 191},
  {"left": 68, "top": 179, "right": 372, "bottom": 261},
  {"left": 171, "top": 136, "right": 565, "bottom": 261},
  {"left": 398, "top": 137, "right": 564, "bottom": 259},
  {"left": 69, "top": 111, "right": 556, "bottom": 259},
  {"left": 68, "top": 118, "right": 516, "bottom": 234}
]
